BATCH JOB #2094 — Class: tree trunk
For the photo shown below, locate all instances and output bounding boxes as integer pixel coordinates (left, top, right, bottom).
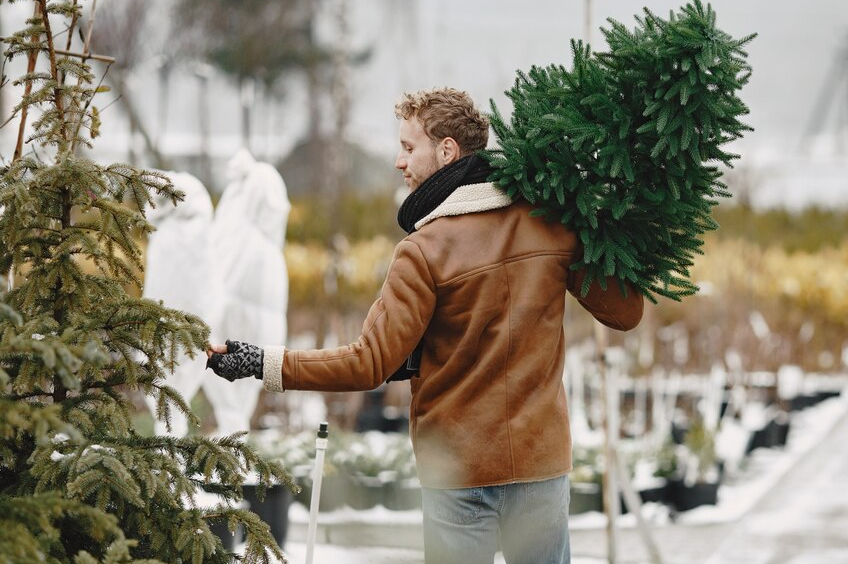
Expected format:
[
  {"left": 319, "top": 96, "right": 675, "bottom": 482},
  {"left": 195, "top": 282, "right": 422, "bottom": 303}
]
[
  {"left": 240, "top": 76, "right": 254, "bottom": 151},
  {"left": 196, "top": 70, "right": 213, "bottom": 190}
]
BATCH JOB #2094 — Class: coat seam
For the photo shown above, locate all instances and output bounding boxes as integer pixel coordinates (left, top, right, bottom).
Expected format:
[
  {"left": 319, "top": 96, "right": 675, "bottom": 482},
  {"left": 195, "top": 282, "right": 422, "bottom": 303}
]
[
  {"left": 436, "top": 251, "right": 575, "bottom": 288},
  {"left": 294, "top": 350, "right": 301, "bottom": 390},
  {"left": 503, "top": 263, "right": 516, "bottom": 481},
  {"left": 403, "top": 239, "right": 435, "bottom": 291}
]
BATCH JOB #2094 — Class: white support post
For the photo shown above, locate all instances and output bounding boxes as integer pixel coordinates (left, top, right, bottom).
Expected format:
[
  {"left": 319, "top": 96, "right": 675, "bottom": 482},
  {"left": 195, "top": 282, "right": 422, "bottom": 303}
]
[{"left": 305, "top": 422, "right": 329, "bottom": 564}]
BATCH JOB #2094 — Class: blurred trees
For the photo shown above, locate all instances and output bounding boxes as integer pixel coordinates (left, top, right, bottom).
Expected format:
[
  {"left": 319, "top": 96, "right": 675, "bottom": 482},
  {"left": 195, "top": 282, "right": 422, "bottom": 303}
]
[
  {"left": 90, "top": 0, "right": 375, "bottom": 196},
  {"left": 712, "top": 204, "right": 848, "bottom": 253},
  {"left": 283, "top": 195, "right": 848, "bottom": 375},
  {"left": 90, "top": 0, "right": 169, "bottom": 169},
  {"left": 641, "top": 203, "right": 848, "bottom": 373},
  {"left": 173, "top": 0, "right": 330, "bottom": 150}
]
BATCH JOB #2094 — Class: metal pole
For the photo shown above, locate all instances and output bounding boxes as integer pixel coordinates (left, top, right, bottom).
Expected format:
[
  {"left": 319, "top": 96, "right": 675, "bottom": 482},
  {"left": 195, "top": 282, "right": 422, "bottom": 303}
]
[{"left": 305, "top": 422, "right": 329, "bottom": 564}]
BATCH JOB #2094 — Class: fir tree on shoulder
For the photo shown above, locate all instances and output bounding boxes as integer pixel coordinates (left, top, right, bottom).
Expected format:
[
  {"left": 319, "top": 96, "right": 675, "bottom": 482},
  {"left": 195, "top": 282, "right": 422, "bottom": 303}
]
[
  {"left": 483, "top": 0, "right": 756, "bottom": 303},
  {"left": 0, "top": 2, "right": 294, "bottom": 562}
]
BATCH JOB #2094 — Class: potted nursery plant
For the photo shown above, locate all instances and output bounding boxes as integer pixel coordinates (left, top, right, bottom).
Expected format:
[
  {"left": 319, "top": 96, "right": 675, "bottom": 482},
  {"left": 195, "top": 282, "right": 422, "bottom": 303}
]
[
  {"left": 380, "top": 433, "right": 421, "bottom": 511},
  {"left": 668, "top": 417, "right": 721, "bottom": 512},
  {"left": 335, "top": 431, "right": 406, "bottom": 510},
  {"left": 569, "top": 446, "right": 604, "bottom": 514}
]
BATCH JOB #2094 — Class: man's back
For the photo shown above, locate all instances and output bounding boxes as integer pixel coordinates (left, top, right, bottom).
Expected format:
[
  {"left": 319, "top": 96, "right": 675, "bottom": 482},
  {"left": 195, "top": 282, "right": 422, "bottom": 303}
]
[{"left": 408, "top": 198, "right": 586, "bottom": 488}]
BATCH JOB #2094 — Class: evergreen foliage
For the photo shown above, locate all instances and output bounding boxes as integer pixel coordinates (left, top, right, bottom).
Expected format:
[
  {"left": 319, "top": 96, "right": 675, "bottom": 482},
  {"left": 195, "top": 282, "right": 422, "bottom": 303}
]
[
  {"left": 484, "top": 1, "right": 755, "bottom": 302},
  {"left": 0, "top": 2, "right": 293, "bottom": 562},
  {"left": 712, "top": 204, "right": 848, "bottom": 253}
]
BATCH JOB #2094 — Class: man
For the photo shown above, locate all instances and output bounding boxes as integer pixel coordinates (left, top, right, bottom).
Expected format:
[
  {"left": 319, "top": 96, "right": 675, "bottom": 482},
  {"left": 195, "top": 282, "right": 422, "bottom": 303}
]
[{"left": 207, "top": 87, "right": 643, "bottom": 564}]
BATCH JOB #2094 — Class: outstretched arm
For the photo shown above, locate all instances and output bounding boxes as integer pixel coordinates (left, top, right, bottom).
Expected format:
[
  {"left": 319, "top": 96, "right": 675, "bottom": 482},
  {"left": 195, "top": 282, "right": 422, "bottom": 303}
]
[{"left": 207, "top": 239, "right": 436, "bottom": 392}]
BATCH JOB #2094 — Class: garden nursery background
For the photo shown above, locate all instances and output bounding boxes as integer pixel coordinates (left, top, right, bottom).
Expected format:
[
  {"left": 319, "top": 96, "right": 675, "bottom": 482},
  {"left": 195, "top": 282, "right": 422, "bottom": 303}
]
[{"left": 1, "top": 0, "right": 848, "bottom": 563}]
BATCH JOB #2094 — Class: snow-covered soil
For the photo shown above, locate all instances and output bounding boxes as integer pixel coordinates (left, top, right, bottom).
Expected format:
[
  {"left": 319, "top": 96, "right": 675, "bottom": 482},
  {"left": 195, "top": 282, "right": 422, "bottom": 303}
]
[{"left": 241, "top": 389, "right": 848, "bottom": 564}]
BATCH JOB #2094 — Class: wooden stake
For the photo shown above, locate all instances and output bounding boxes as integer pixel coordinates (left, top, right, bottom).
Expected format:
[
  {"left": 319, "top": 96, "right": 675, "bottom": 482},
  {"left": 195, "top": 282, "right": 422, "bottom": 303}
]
[
  {"left": 595, "top": 320, "right": 664, "bottom": 564},
  {"left": 9, "top": 2, "right": 43, "bottom": 290},
  {"left": 616, "top": 451, "right": 664, "bottom": 564},
  {"left": 595, "top": 321, "right": 619, "bottom": 564},
  {"left": 54, "top": 48, "right": 115, "bottom": 64},
  {"left": 81, "top": 0, "right": 99, "bottom": 54},
  {"left": 13, "top": 2, "right": 41, "bottom": 162}
]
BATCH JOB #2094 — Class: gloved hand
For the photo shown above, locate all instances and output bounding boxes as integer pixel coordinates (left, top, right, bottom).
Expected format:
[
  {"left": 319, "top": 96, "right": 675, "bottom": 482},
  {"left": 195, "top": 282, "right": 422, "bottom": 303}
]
[{"left": 206, "top": 339, "right": 264, "bottom": 381}]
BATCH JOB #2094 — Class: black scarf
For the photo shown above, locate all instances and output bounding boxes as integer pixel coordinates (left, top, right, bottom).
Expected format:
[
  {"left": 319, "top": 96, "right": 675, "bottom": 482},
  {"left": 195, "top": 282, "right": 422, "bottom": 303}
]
[
  {"left": 397, "top": 153, "right": 492, "bottom": 234},
  {"left": 388, "top": 153, "right": 492, "bottom": 382}
]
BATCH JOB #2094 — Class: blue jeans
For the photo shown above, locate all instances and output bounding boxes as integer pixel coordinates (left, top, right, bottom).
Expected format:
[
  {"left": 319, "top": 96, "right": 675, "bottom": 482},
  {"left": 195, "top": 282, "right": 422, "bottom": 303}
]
[{"left": 421, "top": 475, "right": 571, "bottom": 564}]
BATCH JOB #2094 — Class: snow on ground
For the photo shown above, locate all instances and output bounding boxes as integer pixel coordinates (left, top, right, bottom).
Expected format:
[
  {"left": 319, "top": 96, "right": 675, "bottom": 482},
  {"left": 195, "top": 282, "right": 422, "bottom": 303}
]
[
  {"left": 288, "top": 501, "right": 423, "bottom": 526},
  {"left": 567, "top": 391, "right": 848, "bottom": 530},
  {"left": 679, "top": 392, "right": 848, "bottom": 525},
  {"left": 282, "top": 541, "right": 611, "bottom": 564},
  {"left": 283, "top": 391, "right": 848, "bottom": 535},
  {"left": 282, "top": 542, "right": 423, "bottom": 564},
  {"left": 241, "top": 387, "right": 848, "bottom": 563}
]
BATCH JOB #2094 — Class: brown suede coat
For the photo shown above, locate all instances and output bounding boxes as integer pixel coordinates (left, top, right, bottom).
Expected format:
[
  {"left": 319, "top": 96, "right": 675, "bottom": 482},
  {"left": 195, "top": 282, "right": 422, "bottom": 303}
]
[{"left": 275, "top": 183, "right": 643, "bottom": 488}]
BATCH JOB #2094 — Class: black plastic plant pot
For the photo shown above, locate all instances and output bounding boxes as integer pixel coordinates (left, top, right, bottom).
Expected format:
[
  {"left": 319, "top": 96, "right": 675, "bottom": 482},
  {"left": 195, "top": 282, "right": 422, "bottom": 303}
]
[
  {"left": 769, "top": 417, "right": 791, "bottom": 447},
  {"left": 816, "top": 390, "right": 841, "bottom": 403},
  {"left": 790, "top": 394, "right": 818, "bottom": 411},
  {"left": 746, "top": 426, "right": 771, "bottom": 454},
  {"left": 569, "top": 482, "right": 603, "bottom": 514},
  {"left": 384, "top": 478, "right": 422, "bottom": 511},
  {"left": 296, "top": 472, "right": 348, "bottom": 512},
  {"left": 209, "top": 519, "right": 240, "bottom": 551},
  {"left": 242, "top": 484, "right": 293, "bottom": 549},
  {"left": 668, "top": 480, "right": 719, "bottom": 512},
  {"left": 638, "top": 482, "right": 669, "bottom": 505},
  {"left": 346, "top": 474, "right": 385, "bottom": 510}
]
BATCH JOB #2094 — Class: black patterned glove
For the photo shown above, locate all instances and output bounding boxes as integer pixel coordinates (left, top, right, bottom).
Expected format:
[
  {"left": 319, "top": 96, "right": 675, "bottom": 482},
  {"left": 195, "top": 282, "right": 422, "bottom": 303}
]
[{"left": 206, "top": 339, "right": 264, "bottom": 381}]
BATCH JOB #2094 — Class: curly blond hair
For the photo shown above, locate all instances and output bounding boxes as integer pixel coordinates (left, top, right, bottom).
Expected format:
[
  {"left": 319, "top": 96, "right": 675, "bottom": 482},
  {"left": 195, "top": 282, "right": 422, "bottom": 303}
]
[{"left": 394, "top": 88, "right": 489, "bottom": 155}]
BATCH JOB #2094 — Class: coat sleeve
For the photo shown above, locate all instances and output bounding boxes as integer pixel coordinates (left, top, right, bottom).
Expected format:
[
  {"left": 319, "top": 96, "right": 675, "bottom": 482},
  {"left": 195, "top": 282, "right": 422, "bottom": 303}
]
[
  {"left": 567, "top": 268, "right": 644, "bottom": 331},
  {"left": 266, "top": 240, "right": 436, "bottom": 393}
]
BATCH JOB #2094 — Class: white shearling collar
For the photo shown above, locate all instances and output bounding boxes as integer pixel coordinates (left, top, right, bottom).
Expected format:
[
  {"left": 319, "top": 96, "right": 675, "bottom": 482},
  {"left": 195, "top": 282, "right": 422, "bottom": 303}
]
[{"left": 414, "top": 182, "right": 514, "bottom": 230}]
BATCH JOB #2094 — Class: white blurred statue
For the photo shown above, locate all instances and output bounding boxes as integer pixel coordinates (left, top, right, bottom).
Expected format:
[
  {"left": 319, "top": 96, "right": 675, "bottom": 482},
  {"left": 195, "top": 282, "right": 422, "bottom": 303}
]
[
  {"left": 143, "top": 171, "right": 220, "bottom": 437},
  {"left": 204, "top": 148, "right": 290, "bottom": 436}
]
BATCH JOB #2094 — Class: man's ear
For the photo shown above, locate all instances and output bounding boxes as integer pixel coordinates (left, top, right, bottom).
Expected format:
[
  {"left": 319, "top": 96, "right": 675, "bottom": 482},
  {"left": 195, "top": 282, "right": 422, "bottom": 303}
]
[{"left": 438, "top": 137, "right": 462, "bottom": 166}]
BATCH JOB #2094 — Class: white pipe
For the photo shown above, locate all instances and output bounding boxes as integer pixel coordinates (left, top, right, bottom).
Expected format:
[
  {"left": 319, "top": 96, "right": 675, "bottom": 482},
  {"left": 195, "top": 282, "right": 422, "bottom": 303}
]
[{"left": 305, "top": 422, "right": 329, "bottom": 564}]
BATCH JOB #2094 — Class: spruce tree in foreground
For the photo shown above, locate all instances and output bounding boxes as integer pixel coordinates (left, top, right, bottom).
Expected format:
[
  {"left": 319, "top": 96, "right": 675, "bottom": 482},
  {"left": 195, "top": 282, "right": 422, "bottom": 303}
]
[
  {"left": 484, "top": 1, "right": 756, "bottom": 302},
  {"left": 0, "top": 1, "right": 293, "bottom": 562}
]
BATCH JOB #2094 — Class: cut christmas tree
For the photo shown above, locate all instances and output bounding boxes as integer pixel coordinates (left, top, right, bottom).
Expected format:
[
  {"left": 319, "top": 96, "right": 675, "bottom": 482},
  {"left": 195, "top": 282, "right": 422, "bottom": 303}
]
[
  {"left": 0, "top": 1, "right": 294, "bottom": 563},
  {"left": 484, "top": 0, "right": 756, "bottom": 302}
]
